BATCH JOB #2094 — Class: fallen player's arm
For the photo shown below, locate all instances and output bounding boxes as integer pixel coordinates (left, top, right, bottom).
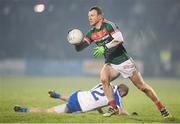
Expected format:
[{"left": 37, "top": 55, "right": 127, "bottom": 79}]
[
  {"left": 59, "top": 94, "right": 69, "bottom": 102},
  {"left": 96, "top": 108, "right": 104, "bottom": 114},
  {"left": 48, "top": 91, "right": 69, "bottom": 102},
  {"left": 118, "top": 107, "right": 130, "bottom": 115}
]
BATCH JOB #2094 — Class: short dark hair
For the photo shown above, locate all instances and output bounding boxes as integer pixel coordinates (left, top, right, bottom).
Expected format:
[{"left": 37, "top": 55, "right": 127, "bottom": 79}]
[
  {"left": 118, "top": 84, "right": 129, "bottom": 97},
  {"left": 89, "top": 6, "right": 103, "bottom": 15}
]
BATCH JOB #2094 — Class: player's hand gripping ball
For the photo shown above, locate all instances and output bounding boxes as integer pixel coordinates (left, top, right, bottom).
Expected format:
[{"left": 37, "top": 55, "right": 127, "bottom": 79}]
[{"left": 67, "top": 29, "right": 83, "bottom": 45}]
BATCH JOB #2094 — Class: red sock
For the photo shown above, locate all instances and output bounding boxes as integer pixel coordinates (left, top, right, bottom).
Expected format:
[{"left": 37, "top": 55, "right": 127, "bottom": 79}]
[
  {"left": 156, "top": 101, "right": 165, "bottom": 111},
  {"left": 108, "top": 100, "right": 117, "bottom": 109}
]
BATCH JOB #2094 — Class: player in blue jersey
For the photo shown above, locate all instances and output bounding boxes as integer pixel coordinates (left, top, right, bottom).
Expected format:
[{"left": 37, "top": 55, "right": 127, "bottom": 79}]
[{"left": 14, "top": 83, "right": 131, "bottom": 115}]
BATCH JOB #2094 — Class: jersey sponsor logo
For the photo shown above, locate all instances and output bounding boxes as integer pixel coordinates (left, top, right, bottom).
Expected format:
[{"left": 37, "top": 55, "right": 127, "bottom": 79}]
[
  {"left": 94, "top": 35, "right": 110, "bottom": 46},
  {"left": 91, "top": 28, "right": 109, "bottom": 41}
]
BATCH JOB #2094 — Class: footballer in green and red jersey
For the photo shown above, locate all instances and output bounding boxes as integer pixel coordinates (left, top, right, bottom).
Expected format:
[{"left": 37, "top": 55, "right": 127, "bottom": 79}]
[
  {"left": 75, "top": 6, "right": 171, "bottom": 118},
  {"left": 76, "top": 18, "right": 130, "bottom": 65}
]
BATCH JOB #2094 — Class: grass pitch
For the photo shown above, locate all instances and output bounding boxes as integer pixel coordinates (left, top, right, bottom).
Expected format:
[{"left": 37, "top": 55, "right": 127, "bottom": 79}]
[{"left": 0, "top": 77, "right": 180, "bottom": 123}]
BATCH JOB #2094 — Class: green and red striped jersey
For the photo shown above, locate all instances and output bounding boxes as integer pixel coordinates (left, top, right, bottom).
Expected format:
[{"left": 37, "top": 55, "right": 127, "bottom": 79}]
[{"left": 83, "top": 19, "right": 130, "bottom": 64}]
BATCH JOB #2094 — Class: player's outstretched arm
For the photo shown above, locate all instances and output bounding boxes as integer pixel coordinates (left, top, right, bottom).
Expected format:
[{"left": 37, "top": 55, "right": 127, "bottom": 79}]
[
  {"left": 48, "top": 91, "right": 69, "bottom": 102},
  {"left": 96, "top": 107, "right": 104, "bottom": 114}
]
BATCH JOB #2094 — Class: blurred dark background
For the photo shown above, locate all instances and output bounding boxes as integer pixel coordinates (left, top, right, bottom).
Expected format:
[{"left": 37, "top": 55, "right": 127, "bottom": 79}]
[{"left": 0, "top": 0, "right": 180, "bottom": 77}]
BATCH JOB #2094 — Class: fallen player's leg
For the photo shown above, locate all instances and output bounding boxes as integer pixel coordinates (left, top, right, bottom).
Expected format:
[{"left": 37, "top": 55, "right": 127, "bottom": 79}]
[{"left": 14, "top": 104, "right": 68, "bottom": 113}]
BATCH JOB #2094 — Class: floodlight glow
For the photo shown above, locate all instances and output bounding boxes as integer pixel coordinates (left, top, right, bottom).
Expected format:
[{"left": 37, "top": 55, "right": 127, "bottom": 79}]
[{"left": 34, "top": 4, "right": 45, "bottom": 13}]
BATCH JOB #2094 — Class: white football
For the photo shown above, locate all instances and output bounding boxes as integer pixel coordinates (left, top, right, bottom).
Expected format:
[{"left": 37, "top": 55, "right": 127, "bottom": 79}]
[{"left": 67, "top": 29, "right": 83, "bottom": 45}]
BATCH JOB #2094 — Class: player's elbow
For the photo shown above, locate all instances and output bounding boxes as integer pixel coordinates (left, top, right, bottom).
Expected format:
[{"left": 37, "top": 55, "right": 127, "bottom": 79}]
[
  {"left": 113, "top": 40, "right": 123, "bottom": 46},
  {"left": 117, "top": 39, "right": 123, "bottom": 44},
  {"left": 113, "top": 36, "right": 123, "bottom": 43}
]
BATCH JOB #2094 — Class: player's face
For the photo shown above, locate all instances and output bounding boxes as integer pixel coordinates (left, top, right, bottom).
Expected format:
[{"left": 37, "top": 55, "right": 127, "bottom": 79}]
[
  {"left": 88, "top": 10, "right": 101, "bottom": 26},
  {"left": 118, "top": 88, "right": 126, "bottom": 97}
]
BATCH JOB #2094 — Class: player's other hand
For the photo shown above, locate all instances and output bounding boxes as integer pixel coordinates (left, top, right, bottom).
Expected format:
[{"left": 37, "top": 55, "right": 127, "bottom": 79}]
[
  {"left": 48, "top": 90, "right": 61, "bottom": 99},
  {"left": 93, "top": 46, "right": 105, "bottom": 58}
]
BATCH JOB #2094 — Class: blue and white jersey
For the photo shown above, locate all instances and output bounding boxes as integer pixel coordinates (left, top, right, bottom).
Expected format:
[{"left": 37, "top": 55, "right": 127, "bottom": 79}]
[{"left": 77, "top": 83, "right": 123, "bottom": 112}]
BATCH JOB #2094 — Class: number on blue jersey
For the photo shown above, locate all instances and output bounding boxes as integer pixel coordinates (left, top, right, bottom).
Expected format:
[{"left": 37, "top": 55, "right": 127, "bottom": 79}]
[{"left": 90, "top": 85, "right": 105, "bottom": 101}]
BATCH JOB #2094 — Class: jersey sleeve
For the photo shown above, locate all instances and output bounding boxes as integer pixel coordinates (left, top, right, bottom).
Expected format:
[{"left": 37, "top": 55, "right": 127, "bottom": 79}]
[
  {"left": 106, "top": 22, "right": 119, "bottom": 35},
  {"left": 83, "top": 31, "right": 93, "bottom": 45},
  {"left": 106, "top": 22, "right": 124, "bottom": 41},
  {"left": 75, "top": 31, "right": 92, "bottom": 51},
  {"left": 114, "top": 86, "right": 123, "bottom": 108},
  {"left": 90, "top": 83, "right": 102, "bottom": 91}
]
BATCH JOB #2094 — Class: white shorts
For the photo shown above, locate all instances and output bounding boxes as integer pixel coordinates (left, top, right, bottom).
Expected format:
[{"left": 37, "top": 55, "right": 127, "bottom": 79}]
[{"left": 110, "top": 58, "right": 136, "bottom": 78}]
